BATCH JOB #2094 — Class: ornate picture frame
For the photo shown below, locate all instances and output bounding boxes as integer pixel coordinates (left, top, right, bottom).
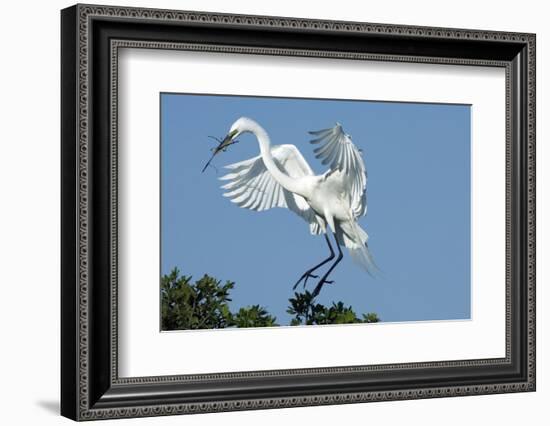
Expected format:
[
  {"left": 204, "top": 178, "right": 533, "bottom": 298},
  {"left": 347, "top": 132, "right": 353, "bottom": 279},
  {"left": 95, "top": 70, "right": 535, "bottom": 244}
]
[{"left": 61, "top": 4, "right": 535, "bottom": 421}]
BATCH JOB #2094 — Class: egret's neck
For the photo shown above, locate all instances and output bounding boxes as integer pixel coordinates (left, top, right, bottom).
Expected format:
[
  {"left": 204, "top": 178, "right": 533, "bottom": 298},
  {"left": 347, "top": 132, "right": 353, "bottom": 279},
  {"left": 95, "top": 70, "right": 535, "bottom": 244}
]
[{"left": 248, "top": 124, "right": 307, "bottom": 197}]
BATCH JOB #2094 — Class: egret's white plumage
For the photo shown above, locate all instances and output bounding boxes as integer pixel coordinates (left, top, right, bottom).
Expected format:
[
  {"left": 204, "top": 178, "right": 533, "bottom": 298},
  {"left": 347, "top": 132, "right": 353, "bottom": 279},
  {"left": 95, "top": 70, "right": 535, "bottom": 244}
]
[
  {"left": 217, "top": 117, "right": 376, "bottom": 294},
  {"left": 220, "top": 144, "right": 323, "bottom": 235},
  {"left": 310, "top": 123, "right": 367, "bottom": 218}
]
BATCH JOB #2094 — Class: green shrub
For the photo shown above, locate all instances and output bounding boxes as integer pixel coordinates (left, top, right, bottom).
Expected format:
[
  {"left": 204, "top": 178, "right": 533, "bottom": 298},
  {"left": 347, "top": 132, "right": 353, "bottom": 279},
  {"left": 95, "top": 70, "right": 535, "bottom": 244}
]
[{"left": 161, "top": 268, "right": 378, "bottom": 330}]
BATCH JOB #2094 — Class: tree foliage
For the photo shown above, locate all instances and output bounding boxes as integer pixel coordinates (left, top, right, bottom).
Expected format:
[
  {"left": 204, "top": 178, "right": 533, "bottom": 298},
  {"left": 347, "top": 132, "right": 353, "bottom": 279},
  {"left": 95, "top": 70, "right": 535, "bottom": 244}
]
[
  {"left": 161, "top": 268, "right": 378, "bottom": 330},
  {"left": 232, "top": 305, "right": 278, "bottom": 328},
  {"left": 161, "top": 268, "right": 233, "bottom": 330},
  {"left": 161, "top": 268, "right": 277, "bottom": 330},
  {"left": 287, "top": 291, "right": 379, "bottom": 326}
]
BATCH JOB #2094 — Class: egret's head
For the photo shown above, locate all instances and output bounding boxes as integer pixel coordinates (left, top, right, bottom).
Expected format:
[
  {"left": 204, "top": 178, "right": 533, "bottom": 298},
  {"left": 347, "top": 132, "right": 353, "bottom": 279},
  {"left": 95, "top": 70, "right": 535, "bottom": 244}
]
[
  {"left": 226, "top": 117, "right": 255, "bottom": 142},
  {"left": 201, "top": 117, "right": 256, "bottom": 172},
  {"left": 218, "top": 117, "right": 257, "bottom": 150},
  {"left": 217, "top": 117, "right": 251, "bottom": 151}
]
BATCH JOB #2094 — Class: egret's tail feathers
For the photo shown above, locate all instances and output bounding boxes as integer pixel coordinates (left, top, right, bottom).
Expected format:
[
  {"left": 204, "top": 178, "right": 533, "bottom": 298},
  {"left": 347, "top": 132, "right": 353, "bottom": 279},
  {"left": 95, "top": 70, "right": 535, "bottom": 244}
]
[
  {"left": 348, "top": 243, "right": 378, "bottom": 277},
  {"left": 336, "top": 220, "right": 378, "bottom": 276}
]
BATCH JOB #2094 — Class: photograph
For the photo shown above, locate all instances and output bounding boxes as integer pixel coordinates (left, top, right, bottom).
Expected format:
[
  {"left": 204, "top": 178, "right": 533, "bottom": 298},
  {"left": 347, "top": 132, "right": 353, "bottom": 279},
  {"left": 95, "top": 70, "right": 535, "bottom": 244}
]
[
  {"left": 160, "top": 93, "right": 471, "bottom": 330},
  {"left": 58, "top": 4, "right": 536, "bottom": 420}
]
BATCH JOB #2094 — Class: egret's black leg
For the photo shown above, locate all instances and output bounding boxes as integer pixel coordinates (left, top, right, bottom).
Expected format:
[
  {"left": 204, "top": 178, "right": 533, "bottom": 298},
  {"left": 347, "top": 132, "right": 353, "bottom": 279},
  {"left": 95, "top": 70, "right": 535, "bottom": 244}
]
[
  {"left": 292, "top": 234, "right": 335, "bottom": 291},
  {"left": 311, "top": 233, "right": 343, "bottom": 298}
]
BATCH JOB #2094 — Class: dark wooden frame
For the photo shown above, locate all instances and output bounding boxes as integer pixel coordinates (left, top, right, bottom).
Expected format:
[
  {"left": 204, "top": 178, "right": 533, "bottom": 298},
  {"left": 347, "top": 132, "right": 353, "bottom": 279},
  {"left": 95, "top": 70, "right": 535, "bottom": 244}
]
[{"left": 61, "top": 3, "right": 536, "bottom": 421}]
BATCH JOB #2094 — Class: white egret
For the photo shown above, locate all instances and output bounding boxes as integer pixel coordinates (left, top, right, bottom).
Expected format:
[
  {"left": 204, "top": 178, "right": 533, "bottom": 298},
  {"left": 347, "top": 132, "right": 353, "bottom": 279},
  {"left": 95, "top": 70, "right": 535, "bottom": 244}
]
[{"left": 208, "top": 117, "right": 376, "bottom": 297}]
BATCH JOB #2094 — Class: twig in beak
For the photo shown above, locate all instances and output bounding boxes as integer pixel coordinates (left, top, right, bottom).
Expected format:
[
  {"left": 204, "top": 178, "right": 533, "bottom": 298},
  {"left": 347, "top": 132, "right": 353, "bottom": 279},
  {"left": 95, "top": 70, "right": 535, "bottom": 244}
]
[{"left": 202, "top": 134, "right": 238, "bottom": 173}]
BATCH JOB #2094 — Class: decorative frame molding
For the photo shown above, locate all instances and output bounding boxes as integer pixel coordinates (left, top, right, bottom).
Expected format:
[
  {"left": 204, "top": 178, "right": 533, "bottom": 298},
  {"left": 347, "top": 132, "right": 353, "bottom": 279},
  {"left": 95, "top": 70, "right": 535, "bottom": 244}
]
[{"left": 61, "top": 3, "right": 535, "bottom": 421}]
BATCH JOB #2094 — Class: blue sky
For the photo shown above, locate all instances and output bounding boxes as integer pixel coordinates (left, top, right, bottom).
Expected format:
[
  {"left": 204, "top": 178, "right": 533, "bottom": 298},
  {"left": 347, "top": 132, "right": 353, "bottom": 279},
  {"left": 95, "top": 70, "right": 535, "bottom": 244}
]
[{"left": 160, "top": 93, "right": 471, "bottom": 325}]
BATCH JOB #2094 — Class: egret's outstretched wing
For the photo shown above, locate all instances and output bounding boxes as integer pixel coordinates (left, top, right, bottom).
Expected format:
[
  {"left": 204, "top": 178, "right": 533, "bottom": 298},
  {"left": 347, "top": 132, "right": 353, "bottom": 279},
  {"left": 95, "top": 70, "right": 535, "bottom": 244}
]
[
  {"left": 220, "top": 144, "right": 322, "bottom": 235},
  {"left": 309, "top": 123, "right": 367, "bottom": 217}
]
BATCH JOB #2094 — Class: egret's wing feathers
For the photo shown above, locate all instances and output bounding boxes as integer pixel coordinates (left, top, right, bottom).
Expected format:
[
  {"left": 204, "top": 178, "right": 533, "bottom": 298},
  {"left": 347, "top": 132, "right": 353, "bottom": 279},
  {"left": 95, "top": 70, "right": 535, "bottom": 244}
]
[
  {"left": 220, "top": 144, "right": 322, "bottom": 235},
  {"left": 309, "top": 123, "right": 367, "bottom": 217}
]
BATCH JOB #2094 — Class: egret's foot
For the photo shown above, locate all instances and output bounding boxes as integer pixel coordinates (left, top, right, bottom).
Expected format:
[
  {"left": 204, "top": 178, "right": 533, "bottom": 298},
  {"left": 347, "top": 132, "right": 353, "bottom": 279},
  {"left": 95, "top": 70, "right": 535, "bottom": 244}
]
[
  {"left": 317, "top": 277, "right": 334, "bottom": 286},
  {"left": 292, "top": 272, "right": 319, "bottom": 290},
  {"left": 311, "top": 277, "right": 335, "bottom": 298}
]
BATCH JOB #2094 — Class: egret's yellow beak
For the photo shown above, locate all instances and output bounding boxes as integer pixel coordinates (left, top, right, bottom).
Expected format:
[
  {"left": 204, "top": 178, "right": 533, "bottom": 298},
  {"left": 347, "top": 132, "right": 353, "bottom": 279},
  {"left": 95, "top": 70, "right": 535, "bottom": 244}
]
[{"left": 220, "top": 129, "right": 238, "bottom": 150}]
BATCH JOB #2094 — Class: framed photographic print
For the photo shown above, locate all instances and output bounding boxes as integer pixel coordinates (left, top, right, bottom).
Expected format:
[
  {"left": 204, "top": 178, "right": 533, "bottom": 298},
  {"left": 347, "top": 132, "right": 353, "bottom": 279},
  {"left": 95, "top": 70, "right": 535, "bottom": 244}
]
[{"left": 61, "top": 3, "right": 536, "bottom": 421}]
